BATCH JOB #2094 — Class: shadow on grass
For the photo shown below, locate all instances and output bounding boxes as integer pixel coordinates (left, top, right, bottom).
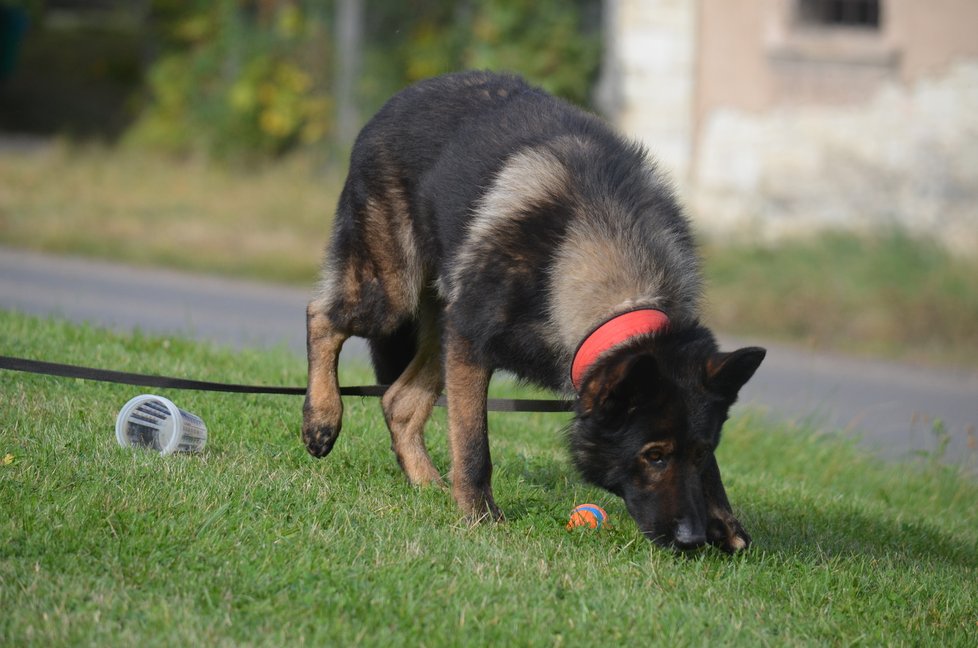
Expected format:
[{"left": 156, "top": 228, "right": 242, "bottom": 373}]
[{"left": 737, "top": 497, "right": 978, "bottom": 569}]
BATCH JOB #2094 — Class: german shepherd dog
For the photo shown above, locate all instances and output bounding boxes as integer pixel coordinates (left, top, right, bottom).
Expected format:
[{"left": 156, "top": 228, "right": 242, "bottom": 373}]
[{"left": 303, "top": 71, "right": 766, "bottom": 552}]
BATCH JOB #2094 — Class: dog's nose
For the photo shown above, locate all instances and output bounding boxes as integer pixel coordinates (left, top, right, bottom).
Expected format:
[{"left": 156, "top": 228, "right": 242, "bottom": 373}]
[{"left": 673, "top": 520, "right": 706, "bottom": 551}]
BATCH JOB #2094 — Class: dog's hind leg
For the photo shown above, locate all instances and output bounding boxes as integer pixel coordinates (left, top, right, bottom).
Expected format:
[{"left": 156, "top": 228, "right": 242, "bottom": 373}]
[
  {"left": 303, "top": 173, "right": 424, "bottom": 459},
  {"left": 380, "top": 301, "right": 443, "bottom": 485},
  {"left": 303, "top": 299, "right": 349, "bottom": 458}
]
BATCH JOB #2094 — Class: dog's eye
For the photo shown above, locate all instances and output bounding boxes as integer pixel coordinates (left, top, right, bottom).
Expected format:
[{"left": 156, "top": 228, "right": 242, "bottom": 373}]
[{"left": 643, "top": 448, "right": 668, "bottom": 467}]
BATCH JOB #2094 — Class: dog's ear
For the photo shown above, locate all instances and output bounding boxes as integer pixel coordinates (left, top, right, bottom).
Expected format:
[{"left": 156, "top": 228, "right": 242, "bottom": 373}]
[
  {"left": 705, "top": 347, "right": 766, "bottom": 400},
  {"left": 578, "top": 351, "right": 659, "bottom": 418}
]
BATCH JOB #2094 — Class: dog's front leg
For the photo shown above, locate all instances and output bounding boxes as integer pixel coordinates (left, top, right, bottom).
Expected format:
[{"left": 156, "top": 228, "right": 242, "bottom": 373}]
[
  {"left": 701, "top": 454, "right": 751, "bottom": 553},
  {"left": 302, "top": 301, "right": 349, "bottom": 457},
  {"left": 444, "top": 329, "right": 502, "bottom": 522}
]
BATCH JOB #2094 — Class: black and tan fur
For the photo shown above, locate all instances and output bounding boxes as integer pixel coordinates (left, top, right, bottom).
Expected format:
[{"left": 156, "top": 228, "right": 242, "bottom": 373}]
[{"left": 303, "top": 71, "right": 765, "bottom": 552}]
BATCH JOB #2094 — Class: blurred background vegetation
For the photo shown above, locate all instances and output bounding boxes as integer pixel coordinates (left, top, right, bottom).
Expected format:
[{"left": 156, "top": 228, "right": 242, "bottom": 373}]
[
  {"left": 1, "top": 0, "right": 976, "bottom": 367},
  {"left": 0, "top": 0, "right": 600, "bottom": 158}
]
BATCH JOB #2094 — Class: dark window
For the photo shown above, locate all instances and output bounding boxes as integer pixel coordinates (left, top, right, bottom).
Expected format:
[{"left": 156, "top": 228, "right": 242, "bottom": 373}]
[{"left": 798, "top": 0, "right": 881, "bottom": 29}]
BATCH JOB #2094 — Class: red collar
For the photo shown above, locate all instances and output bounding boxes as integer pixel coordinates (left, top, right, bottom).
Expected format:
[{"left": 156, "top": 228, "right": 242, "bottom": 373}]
[{"left": 571, "top": 309, "right": 670, "bottom": 390}]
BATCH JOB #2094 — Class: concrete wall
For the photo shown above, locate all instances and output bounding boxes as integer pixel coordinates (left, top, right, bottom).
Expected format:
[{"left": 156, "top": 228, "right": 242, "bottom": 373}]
[
  {"left": 602, "top": 0, "right": 978, "bottom": 253},
  {"left": 597, "top": 0, "right": 698, "bottom": 185},
  {"left": 695, "top": 0, "right": 978, "bottom": 114},
  {"left": 889, "top": 0, "right": 978, "bottom": 82},
  {"left": 694, "top": 61, "right": 978, "bottom": 254}
]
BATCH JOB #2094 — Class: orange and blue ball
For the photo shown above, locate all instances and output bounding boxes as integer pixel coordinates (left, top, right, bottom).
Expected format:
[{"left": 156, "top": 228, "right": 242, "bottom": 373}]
[{"left": 566, "top": 504, "right": 607, "bottom": 530}]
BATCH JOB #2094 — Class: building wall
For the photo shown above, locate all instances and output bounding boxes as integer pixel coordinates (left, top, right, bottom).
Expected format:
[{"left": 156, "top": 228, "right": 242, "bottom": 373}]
[
  {"left": 597, "top": 0, "right": 698, "bottom": 185},
  {"left": 688, "top": 0, "right": 978, "bottom": 252},
  {"left": 695, "top": 0, "right": 978, "bottom": 117},
  {"left": 889, "top": 0, "right": 978, "bottom": 82}
]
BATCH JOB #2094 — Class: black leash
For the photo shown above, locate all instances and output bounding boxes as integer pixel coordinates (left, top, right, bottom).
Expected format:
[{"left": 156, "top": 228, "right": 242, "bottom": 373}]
[{"left": 0, "top": 355, "right": 574, "bottom": 413}]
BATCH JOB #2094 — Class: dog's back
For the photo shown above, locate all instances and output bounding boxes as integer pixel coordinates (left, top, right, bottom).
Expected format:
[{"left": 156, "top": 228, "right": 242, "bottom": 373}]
[{"left": 325, "top": 71, "right": 700, "bottom": 389}]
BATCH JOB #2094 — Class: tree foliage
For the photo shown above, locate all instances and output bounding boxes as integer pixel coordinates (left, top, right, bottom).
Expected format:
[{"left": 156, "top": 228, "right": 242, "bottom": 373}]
[
  {"left": 129, "top": 0, "right": 601, "bottom": 159},
  {"left": 129, "top": 0, "right": 332, "bottom": 157}
]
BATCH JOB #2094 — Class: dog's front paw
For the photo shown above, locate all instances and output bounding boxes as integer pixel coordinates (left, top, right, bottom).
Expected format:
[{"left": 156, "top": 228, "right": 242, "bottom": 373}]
[
  {"left": 302, "top": 394, "right": 343, "bottom": 457},
  {"left": 465, "top": 508, "right": 505, "bottom": 525},
  {"left": 454, "top": 487, "right": 505, "bottom": 524},
  {"left": 707, "top": 509, "right": 751, "bottom": 554},
  {"left": 302, "top": 419, "right": 341, "bottom": 458}
]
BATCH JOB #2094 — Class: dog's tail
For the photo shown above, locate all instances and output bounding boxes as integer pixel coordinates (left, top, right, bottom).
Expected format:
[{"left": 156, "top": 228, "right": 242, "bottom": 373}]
[{"left": 368, "top": 319, "right": 418, "bottom": 384}]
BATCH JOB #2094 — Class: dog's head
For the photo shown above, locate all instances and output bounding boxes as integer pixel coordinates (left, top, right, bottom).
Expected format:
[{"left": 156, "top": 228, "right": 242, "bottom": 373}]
[{"left": 569, "top": 327, "right": 765, "bottom": 551}]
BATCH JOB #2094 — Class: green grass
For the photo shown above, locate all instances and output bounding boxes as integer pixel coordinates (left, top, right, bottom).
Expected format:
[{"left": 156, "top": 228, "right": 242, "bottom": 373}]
[
  {"left": 703, "top": 232, "right": 978, "bottom": 367},
  {"left": 0, "top": 144, "right": 336, "bottom": 284},
  {"left": 2, "top": 310, "right": 977, "bottom": 646}
]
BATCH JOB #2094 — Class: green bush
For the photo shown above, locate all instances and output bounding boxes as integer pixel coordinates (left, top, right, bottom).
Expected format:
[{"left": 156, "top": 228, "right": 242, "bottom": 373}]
[
  {"left": 128, "top": 1, "right": 333, "bottom": 158},
  {"left": 129, "top": 0, "right": 601, "bottom": 159},
  {"left": 395, "top": 0, "right": 600, "bottom": 108}
]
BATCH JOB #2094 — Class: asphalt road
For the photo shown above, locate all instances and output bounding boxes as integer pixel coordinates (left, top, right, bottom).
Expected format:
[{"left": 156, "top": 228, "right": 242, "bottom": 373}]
[{"left": 2, "top": 246, "right": 976, "bottom": 470}]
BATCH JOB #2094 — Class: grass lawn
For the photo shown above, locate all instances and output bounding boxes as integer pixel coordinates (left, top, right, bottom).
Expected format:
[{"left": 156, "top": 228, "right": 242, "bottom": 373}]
[
  {"left": 3, "top": 144, "right": 977, "bottom": 368},
  {"left": 0, "top": 144, "right": 337, "bottom": 284},
  {"left": 702, "top": 233, "right": 978, "bottom": 368},
  {"left": 2, "top": 309, "right": 977, "bottom": 646}
]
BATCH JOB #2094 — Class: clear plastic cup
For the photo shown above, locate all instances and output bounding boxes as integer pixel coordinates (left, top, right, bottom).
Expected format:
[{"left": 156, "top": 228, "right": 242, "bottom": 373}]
[{"left": 115, "top": 394, "right": 208, "bottom": 455}]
